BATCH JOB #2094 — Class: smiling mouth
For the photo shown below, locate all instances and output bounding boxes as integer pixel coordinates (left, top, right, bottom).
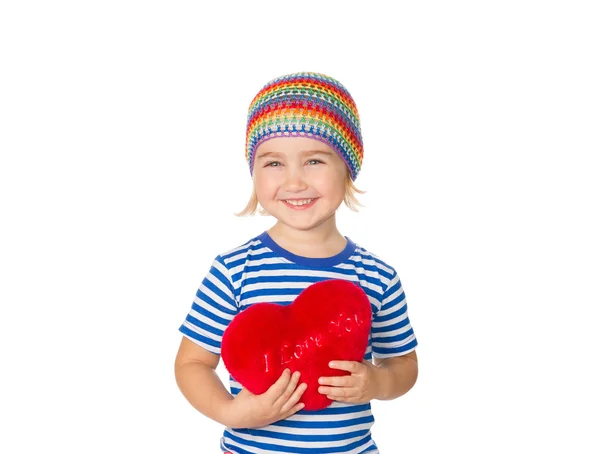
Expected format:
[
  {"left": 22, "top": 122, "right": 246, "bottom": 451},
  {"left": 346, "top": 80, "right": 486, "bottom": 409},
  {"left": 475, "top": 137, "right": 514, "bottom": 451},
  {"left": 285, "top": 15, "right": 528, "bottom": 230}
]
[{"left": 283, "top": 198, "right": 315, "bottom": 206}]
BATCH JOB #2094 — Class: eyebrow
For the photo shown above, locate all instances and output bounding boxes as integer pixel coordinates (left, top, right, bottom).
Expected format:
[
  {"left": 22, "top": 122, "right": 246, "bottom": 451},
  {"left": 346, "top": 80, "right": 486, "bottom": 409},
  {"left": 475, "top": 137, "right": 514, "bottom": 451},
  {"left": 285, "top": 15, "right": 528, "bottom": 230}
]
[{"left": 256, "top": 149, "right": 334, "bottom": 159}]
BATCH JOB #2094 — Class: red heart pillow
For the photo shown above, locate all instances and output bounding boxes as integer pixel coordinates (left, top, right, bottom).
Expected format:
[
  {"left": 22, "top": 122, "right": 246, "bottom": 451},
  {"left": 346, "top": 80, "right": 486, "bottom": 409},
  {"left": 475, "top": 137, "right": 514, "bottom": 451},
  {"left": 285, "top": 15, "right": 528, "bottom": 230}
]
[{"left": 221, "top": 279, "right": 372, "bottom": 411}]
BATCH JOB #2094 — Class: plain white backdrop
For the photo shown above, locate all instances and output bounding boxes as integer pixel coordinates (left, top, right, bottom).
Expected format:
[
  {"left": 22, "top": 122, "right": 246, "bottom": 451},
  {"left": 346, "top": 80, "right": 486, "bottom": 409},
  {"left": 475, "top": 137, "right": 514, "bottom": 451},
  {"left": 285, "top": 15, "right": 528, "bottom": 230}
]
[{"left": 1, "top": 1, "right": 599, "bottom": 453}]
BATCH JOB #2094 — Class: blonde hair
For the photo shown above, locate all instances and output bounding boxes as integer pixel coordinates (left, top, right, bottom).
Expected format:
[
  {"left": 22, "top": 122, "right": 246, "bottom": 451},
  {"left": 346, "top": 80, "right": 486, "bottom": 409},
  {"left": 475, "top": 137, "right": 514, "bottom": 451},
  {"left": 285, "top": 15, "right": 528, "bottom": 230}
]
[{"left": 235, "top": 171, "right": 365, "bottom": 217}]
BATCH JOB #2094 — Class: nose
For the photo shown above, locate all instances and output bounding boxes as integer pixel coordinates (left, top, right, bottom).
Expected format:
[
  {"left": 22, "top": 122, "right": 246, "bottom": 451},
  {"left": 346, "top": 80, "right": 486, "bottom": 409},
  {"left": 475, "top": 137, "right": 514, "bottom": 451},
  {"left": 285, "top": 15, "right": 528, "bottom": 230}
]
[{"left": 282, "top": 167, "right": 308, "bottom": 193}]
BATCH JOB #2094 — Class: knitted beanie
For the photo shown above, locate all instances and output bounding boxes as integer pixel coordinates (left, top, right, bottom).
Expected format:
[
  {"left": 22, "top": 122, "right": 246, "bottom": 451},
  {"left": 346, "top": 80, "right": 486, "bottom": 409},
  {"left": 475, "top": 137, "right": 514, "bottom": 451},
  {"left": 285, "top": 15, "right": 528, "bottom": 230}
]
[{"left": 245, "top": 72, "right": 364, "bottom": 181}]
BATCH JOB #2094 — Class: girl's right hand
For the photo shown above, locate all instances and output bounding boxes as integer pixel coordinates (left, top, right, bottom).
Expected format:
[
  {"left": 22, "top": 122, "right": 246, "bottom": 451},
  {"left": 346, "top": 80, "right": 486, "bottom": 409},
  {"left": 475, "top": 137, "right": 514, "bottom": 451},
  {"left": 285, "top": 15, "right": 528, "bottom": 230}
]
[{"left": 226, "top": 368, "right": 307, "bottom": 429}]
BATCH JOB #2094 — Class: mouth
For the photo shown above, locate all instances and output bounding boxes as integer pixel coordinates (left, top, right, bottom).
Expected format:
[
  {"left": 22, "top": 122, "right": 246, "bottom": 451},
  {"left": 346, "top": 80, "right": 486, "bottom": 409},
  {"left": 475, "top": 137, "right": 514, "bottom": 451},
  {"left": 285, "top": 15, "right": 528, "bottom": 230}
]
[{"left": 281, "top": 198, "right": 317, "bottom": 209}]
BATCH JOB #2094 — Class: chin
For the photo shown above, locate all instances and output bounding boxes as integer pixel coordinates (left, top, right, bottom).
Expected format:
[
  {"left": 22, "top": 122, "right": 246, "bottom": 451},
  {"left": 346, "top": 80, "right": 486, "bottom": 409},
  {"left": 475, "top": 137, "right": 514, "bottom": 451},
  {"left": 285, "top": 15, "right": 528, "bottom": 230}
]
[
  {"left": 284, "top": 222, "right": 322, "bottom": 231},
  {"left": 283, "top": 214, "right": 337, "bottom": 231}
]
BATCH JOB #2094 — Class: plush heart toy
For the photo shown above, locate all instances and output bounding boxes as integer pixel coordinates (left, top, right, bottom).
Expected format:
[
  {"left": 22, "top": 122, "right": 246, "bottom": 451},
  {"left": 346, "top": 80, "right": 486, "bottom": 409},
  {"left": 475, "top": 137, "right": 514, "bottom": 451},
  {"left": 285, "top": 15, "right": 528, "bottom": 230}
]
[{"left": 221, "top": 279, "right": 372, "bottom": 411}]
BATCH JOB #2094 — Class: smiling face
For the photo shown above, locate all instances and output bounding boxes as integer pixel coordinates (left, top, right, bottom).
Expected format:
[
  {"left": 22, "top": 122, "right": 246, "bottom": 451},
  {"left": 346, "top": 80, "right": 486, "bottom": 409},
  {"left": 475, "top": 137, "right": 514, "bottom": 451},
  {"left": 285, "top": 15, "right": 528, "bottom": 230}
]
[{"left": 252, "top": 137, "right": 348, "bottom": 232}]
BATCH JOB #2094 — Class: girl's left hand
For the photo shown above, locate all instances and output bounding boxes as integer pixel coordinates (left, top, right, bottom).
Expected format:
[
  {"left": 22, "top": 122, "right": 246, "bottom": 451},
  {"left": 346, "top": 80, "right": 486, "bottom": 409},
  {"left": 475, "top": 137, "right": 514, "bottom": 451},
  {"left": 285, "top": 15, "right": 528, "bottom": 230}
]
[{"left": 318, "top": 360, "right": 380, "bottom": 404}]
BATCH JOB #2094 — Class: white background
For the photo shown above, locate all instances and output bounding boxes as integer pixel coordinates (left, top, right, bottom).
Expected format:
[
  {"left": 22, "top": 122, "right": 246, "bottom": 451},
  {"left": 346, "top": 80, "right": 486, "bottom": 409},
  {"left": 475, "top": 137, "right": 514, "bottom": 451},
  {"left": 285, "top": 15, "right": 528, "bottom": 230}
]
[{"left": 1, "top": 1, "right": 599, "bottom": 453}]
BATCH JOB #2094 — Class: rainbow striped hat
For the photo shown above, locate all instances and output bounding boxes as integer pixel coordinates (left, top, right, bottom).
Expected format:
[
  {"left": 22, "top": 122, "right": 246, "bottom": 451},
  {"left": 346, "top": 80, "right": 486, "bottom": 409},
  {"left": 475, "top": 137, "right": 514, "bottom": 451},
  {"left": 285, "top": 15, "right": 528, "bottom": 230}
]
[{"left": 245, "top": 72, "right": 364, "bottom": 181}]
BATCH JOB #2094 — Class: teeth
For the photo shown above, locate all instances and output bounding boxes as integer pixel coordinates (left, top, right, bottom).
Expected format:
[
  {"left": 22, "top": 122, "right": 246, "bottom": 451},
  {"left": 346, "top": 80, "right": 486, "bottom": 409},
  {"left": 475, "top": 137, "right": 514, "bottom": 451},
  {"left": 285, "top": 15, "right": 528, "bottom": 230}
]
[{"left": 285, "top": 198, "right": 314, "bottom": 206}]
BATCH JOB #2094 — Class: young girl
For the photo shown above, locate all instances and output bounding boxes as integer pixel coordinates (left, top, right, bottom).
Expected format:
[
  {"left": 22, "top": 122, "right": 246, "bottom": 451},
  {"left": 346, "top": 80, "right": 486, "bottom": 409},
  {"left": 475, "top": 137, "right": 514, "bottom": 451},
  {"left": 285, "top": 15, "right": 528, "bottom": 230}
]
[{"left": 175, "top": 72, "right": 418, "bottom": 453}]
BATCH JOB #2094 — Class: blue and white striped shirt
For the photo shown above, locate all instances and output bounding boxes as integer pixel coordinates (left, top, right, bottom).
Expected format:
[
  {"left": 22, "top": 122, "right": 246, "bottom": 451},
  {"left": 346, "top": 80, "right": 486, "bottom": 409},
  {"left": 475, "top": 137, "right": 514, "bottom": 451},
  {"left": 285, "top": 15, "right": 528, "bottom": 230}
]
[{"left": 179, "top": 231, "right": 418, "bottom": 454}]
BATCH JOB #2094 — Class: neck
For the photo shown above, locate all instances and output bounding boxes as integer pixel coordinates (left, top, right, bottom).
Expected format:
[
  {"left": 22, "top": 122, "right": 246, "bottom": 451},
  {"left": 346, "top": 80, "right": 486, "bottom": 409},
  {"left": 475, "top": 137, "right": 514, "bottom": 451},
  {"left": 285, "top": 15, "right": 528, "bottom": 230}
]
[{"left": 267, "top": 215, "right": 346, "bottom": 258}]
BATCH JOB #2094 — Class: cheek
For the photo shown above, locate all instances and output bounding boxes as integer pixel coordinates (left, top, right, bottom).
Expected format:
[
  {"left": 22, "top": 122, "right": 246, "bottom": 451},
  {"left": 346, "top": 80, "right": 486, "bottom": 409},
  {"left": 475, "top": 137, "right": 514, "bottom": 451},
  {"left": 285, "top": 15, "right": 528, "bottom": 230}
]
[
  {"left": 254, "top": 172, "right": 279, "bottom": 198},
  {"left": 319, "top": 173, "right": 346, "bottom": 200}
]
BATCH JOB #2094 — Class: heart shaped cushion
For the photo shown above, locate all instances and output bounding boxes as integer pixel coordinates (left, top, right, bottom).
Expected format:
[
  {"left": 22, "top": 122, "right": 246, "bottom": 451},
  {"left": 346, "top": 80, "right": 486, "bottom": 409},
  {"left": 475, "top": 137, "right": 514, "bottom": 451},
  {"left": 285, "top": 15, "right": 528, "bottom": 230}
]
[{"left": 221, "top": 279, "right": 372, "bottom": 411}]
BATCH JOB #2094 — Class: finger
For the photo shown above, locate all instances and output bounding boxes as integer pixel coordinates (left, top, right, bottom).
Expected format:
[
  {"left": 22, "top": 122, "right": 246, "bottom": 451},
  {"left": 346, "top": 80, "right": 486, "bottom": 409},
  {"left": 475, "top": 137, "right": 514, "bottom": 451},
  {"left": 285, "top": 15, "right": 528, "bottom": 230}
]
[
  {"left": 280, "top": 382, "right": 307, "bottom": 414},
  {"left": 328, "top": 395, "right": 349, "bottom": 403},
  {"left": 274, "top": 371, "right": 301, "bottom": 407},
  {"left": 329, "top": 361, "right": 361, "bottom": 373},
  {"left": 265, "top": 368, "right": 292, "bottom": 401},
  {"left": 318, "top": 375, "right": 353, "bottom": 387},
  {"left": 318, "top": 385, "right": 350, "bottom": 398},
  {"left": 282, "top": 401, "right": 305, "bottom": 419}
]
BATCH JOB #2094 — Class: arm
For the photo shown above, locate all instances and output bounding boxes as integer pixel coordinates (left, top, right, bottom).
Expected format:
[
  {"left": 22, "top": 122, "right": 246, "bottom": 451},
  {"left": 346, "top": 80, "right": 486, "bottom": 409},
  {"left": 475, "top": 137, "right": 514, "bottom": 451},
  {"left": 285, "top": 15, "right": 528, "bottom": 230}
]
[
  {"left": 175, "top": 336, "right": 307, "bottom": 429},
  {"left": 175, "top": 256, "right": 241, "bottom": 425},
  {"left": 176, "top": 256, "right": 306, "bottom": 427},
  {"left": 372, "top": 350, "right": 418, "bottom": 400},
  {"left": 174, "top": 336, "right": 234, "bottom": 425},
  {"left": 370, "top": 268, "right": 418, "bottom": 400},
  {"left": 319, "top": 269, "right": 419, "bottom": 403}
]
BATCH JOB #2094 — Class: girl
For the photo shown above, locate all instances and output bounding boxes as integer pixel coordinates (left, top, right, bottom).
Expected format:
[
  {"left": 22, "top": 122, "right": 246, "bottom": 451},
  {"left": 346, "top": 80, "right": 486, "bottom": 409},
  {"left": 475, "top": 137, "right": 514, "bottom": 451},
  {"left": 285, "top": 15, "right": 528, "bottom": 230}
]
[{"left": 175, "top": 72, "right": 418, "bottom": 453}]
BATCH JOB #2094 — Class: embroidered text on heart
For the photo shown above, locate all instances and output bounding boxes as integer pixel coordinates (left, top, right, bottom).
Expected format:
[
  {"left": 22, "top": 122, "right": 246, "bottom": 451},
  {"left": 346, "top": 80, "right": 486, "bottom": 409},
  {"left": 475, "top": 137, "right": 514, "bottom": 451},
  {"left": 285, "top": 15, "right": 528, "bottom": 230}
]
[{"left": 263, "top": 312, "right": 367, "bottom": 373}]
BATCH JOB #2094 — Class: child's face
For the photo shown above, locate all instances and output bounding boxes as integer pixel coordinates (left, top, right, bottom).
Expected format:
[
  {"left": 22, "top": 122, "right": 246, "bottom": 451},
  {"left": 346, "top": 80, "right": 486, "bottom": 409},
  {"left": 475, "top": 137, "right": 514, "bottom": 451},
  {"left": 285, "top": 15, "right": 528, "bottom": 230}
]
[{"left": 253, "top": 137, "right": 347, "bottom": 232}]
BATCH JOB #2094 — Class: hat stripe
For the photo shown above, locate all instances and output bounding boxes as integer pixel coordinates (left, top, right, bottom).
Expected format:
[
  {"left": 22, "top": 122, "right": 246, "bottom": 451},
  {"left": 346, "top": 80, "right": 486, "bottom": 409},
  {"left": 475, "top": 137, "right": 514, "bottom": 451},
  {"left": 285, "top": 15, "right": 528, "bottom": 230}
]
[
  {"left": 247, "top": 99, "right": 362, "bottom": 157},
  {"left": 248, "top": 86, "right": 362, "bottom": 145},
  {"left": 249, "top": 77, "right": 360, "bottom": 124}
]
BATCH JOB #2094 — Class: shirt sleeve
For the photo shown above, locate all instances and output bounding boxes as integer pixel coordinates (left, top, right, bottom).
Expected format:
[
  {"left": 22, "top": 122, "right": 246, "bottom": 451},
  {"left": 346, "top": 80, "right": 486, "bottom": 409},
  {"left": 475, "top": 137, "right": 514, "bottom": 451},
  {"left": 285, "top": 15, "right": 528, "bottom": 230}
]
[
  {"left": 371, "top": 269, "right": 418, "bottom": 358},
  {"left": 178, "top": 255, "right": 239, "bottom": 355}
]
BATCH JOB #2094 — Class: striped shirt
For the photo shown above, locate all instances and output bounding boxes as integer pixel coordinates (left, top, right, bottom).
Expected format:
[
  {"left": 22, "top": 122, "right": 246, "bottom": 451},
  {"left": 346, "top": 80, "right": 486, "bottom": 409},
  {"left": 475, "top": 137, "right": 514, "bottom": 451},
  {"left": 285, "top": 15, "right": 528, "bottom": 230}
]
[{"left": 179, "top": 231, "right": 418, "bottom": 454}]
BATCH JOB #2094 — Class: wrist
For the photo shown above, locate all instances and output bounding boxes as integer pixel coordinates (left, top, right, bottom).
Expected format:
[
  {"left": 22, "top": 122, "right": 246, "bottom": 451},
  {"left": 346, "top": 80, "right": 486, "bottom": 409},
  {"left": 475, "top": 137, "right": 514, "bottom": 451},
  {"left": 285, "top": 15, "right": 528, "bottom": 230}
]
[{"left": 217, "top": 394, "right": 238, "bottom": 427}]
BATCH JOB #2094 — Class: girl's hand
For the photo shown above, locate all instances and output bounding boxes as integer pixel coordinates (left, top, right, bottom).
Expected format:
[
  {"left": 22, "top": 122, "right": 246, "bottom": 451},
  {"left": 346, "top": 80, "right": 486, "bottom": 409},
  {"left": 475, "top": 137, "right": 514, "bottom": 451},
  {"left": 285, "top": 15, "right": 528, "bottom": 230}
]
[
  {"left": 226, "top": 369, "right": 307, "bottom": 429},
  {"left": 318, "top": 360, "right": 380, "bottom": 404}
]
